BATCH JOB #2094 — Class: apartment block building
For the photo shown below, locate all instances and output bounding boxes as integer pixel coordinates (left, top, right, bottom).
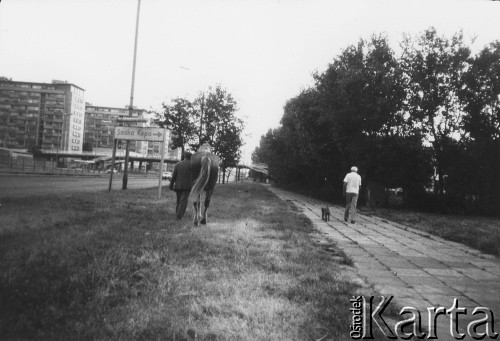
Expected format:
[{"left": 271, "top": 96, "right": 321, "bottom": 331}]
[
  {"left": 84, "top": 104, "right": 148, "bottom": 155},
  {"left": 0, "top": 77, "right": 180, "bottom": 164},
  {"left": 0, "top": 77, "right": 85, "bottom": 152}
]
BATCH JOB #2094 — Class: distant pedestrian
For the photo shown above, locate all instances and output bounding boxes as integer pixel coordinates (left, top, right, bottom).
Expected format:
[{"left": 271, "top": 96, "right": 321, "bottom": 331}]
[
  {"left": 169, "top": 151, "right": 192, "bottom": 220},
  {"left": 343, "top": 166, "right": 361, "bottom": 223}
]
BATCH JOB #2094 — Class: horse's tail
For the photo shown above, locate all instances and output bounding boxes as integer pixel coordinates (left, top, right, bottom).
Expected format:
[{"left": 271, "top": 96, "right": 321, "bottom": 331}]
[{"left": 189, "top": 156, "right": 211, "bottom": 201}]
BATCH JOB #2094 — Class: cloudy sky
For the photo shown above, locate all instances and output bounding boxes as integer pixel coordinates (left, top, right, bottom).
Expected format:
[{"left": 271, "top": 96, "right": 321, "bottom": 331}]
[{"left": 0, "top": 0, "right": 499, "bottom": 161}]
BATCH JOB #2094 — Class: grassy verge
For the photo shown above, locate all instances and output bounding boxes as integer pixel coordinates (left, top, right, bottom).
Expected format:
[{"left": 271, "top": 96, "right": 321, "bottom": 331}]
[
  {"left": 361, "top": 207, "right": 500, "bottom": 256},
  {"left": 0, "top": 182, "right": 361, "bottom": 340}
]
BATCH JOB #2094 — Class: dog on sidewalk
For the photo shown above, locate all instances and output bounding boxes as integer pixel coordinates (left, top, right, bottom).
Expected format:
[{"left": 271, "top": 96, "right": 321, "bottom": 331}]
[{"left": 321, "top": 206, "right": 330, "bottom": 222}]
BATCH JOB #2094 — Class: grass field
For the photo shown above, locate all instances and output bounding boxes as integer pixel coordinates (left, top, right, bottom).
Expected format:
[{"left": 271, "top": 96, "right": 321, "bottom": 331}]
[
  {"left": 361, "top": 207, "right": 500, "bottom": 256},
  {"left": 0, "top": 182, "right": 363, "bottom": 340}
]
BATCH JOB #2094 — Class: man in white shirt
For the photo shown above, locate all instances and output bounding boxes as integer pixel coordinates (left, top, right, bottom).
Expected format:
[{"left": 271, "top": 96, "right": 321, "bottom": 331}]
[{"left": 343, "top": 166, "right": 361, "bottom": 223}]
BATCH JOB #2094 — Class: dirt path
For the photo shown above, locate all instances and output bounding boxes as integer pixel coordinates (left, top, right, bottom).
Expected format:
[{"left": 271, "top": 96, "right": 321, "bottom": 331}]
[{"left": 268, "top": 186, "right": 499, "bottom": 340}]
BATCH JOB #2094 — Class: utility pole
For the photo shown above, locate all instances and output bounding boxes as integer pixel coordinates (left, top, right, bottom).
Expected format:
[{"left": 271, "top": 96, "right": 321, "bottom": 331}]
[
  {"left": 123, "top": 0, "right": 141, "bottom": 190},
  {"left": 199, "top": 92, "right": 204, "bottom": 147}
]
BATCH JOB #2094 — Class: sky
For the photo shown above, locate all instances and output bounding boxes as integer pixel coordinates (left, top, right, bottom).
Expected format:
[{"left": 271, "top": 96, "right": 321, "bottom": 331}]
[{"left": 1, "top": 0, "right": 499, "bottom": 162}]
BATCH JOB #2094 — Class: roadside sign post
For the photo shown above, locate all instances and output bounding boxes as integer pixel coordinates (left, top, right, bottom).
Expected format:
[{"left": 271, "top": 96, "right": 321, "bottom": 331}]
[
  {"left": 108, "top": 125, "right": 169, "bottom": 199},
  {"left": 158, "top": 136, "right": 166, "bottom": 199},
  {"left": 108, "top": 139, "right": 118, "bottom": 192},
  {"left": 123, "top": 0, "right": 142, "bottom": 191}
]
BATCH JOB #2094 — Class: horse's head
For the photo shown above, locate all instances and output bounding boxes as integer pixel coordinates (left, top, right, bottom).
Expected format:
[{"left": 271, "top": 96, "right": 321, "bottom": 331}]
[{"left": 198, "top": 142, "right": 212, "bottom": 153}]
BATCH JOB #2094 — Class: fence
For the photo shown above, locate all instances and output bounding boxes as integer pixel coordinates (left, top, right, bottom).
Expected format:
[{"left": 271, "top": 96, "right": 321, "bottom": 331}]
[{"left": 0, "top": 154, "right": 158, "bottom": 176}]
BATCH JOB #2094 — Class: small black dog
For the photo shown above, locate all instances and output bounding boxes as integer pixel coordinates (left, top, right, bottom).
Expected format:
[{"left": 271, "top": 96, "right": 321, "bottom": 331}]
[{"left": 321, "top": 206, "right": 330, "bottom": 222}]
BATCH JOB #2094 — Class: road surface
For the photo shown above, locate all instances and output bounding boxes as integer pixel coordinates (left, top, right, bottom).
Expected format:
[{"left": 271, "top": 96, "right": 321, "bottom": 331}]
[{"left": 0, "top": 174, "right": 163, "bottom": 198}]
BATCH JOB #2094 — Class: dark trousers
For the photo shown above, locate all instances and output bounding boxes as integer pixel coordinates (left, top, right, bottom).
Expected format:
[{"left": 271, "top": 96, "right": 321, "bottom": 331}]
[
  {"left": 175, "top": 190, "right": 190, "bottom": 219},
  {"left": 344, "top": 193, "right": 359, "bottom": 222}
]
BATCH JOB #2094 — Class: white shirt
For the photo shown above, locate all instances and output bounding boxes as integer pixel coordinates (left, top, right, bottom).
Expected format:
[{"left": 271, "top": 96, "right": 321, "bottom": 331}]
[{"left": 344, "top": 172, "right": 361, "bottom": 194}]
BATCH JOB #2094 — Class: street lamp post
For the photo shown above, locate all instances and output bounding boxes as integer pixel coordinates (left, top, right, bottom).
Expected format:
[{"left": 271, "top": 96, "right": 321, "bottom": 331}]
[
  {"left": 199, "top": 92, "right": 204, "bottom": 147},
  {"left": 123, "top": 0, "right": 141, "bottom": 190}
]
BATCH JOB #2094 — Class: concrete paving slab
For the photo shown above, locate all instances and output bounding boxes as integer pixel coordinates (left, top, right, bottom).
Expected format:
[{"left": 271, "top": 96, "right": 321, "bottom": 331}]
[
  {"left": 374, "top": 284, "right": 418, "bottom": 298},
  {"left": 483, "top": 266, "right": 500, "bottom": 276},
  {"left": 476, "top": 279, "right": 500, "bottom": 290},
  {"left": 440, "top": 260, "right": 477, "bottom": 268},
  {"left": 447, "top": 283, "right": 494, "bottom": 298},
  {"left": 423, "top": 295, "right": 478, "bottom": 310},
  {"left": 458, "top": 268, "right": 499, "bottom": 281},
  {"left": 353, "top": 261, "right": 388, "bottom": 271},
  {"left": 391, "top": 268, "right": 430, "bottom": 276},
  {"left": 410, "top": 284, "right": 462, "bottom": 296},
  {"left": 357, "top": 270, "right": 405, "bottom": 284},
  {"left": 393, "top": 297, "right": 433, "bottom": 312},
  {"left": 469, "top": 260, "right": 500, "bottom": 268},
  {"left": 404, "top": 256, "right": 450, "bottom": 269},
  {"left": 391, "top": 249, "right": 425, "bottom": 257},
  {"left": 355, "top": 241, "right": 382, "bottom": 248},
  {"left": 424, "top": 268, "right": 464, "bottom": 277},
  {"left": 374, "top": 257, "right": 421, "bottom": 269},
  {"left": 423, "top": 251, "right": 461, "bottom": 260},
  {"left": 397, "top": 274, "right": 447, "bottom": 287},
  {"left": 340, "top": 248, "right": 372, "bottom": 257},
  {"left": 362, "top": 244, "right": 396, "bottom": 252}
]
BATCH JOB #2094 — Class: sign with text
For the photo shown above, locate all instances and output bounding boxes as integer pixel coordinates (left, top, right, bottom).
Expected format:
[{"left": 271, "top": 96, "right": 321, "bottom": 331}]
[{"left": 114, "top": 127, "right": 165, "bottom": 142}]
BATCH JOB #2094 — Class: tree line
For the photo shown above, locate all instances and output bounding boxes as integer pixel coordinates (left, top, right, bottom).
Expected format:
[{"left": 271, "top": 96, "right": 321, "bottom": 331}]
[
  {"left": 253, "top": 28, "right": 500, "bottom": 216},
  {"left": 153, "top": 85, "right": 245, "bottom": 183}
]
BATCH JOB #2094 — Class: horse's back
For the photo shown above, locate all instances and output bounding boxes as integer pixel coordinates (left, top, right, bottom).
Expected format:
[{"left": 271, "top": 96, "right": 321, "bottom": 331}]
[{"left": 190, "top": 151, "right": 219, "bottom": 188}]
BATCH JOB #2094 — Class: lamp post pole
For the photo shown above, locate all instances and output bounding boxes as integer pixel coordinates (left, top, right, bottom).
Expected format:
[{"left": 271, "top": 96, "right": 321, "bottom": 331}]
[
  {"left": 199, "top": 92, "right": 204, "bottom": 147},
  {"left": 123, "top": 0, "right": 141, "bottom": 190}
]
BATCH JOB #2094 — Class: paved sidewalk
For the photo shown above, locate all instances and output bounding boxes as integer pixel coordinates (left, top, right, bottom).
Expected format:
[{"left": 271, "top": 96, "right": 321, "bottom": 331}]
[{"left": 268, "top": 186, "right": 499, "bottom": 341}]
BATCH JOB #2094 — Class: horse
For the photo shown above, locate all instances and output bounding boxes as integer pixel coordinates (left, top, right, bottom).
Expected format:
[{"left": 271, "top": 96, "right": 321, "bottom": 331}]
[{"left": 189, "top": 143, "right": 220, "bottom": 225}]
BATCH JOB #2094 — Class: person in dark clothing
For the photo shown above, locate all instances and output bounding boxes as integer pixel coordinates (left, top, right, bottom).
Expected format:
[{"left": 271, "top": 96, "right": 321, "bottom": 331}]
[{"left": 169, "top": 152, "right": 192, "bottom": 220}]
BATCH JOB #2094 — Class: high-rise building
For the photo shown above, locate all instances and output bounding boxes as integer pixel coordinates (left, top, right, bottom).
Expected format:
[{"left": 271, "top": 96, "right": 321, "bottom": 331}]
[
  {"left": 84, "top": 104, "right": 148, "bottom": 155},
  {"left": 0, "top": 77, "right": 85, "bottom": 152}
]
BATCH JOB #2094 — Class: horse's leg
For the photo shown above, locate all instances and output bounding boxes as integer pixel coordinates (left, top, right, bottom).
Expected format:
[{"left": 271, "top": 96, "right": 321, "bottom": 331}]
[
  {"left": 200, "top": 187, "right": 214, "bottom": 225},
  {"left": 193, "top": 194, "right": 201, "bottom": 226},
  {"left": 200, "top": 199, "right": 207, "bottom": 225},
  {"left": 193, "top": 201, "right": 198, "bottom": 225}
]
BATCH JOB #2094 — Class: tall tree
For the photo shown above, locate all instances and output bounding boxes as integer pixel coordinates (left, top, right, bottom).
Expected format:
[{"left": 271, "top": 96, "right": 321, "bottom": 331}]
[
  {"left": 313, "top": 35, "right": 425, "bottom": 196},
  {"left": 400, "top": 28, "right": 472, "bottom": 195},
  {"left": 153, "top": 97, "right": 198, "bottom": 156},
  {"left": 194, "top": 86, "right": 244, "bottom": 183},
  {"left": 456, "top": 41, "right": 500, "bottom": 213},
  {"left": 460, "top": 41, "right": 500, "bottom": 141},
  {"left": 252, "top": 128, "right": 291, "bottom": 183},
  {"left": 253, "top": 28, "right": 499, "bottom": 214}
]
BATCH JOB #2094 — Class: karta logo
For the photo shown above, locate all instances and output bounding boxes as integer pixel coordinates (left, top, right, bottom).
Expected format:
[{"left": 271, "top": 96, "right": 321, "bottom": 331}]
[{"left": 350, "top": 296, "right": 498, "bottom": 339}]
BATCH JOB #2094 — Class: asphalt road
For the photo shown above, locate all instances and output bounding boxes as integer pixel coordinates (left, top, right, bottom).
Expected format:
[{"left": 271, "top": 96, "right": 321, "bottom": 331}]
[{"left": 0, "top": 174, "right": 165, "bottom": 198}]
